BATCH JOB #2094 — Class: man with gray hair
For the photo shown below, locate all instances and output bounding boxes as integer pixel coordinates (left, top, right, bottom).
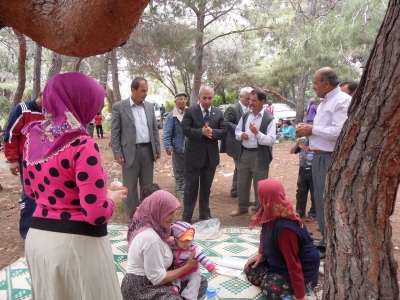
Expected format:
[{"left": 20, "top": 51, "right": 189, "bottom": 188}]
[
  {"left": 162, "top": 92, "right": 187, "bottom": 199},
  {"left": 296, "top": 67, "right": 351, "bottom": 249},
  {"left": 220, "top": 87, "right": 251, "bottom": 198},
  {"left": 181, "top": 86, "right": 227, "bottom": 223}
]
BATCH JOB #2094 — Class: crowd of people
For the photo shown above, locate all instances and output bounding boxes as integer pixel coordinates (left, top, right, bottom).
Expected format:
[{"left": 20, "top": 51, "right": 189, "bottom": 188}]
[{"left": 0, "top": 66, "right": 358, "bottom": 300}]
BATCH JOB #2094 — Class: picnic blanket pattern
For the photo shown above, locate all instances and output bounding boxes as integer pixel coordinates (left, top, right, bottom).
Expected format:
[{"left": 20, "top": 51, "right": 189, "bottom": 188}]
[{"left": 0, "top": 224, "right": 316, "bottom": 300}]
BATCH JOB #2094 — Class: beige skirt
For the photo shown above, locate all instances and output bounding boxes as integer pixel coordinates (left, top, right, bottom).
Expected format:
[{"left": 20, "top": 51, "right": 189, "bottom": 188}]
[{"left": 25, "top": 228, "right": 123, "bottom": 300}]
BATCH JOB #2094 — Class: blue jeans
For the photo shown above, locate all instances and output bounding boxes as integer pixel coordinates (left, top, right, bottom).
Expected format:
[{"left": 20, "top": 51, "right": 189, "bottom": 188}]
[{"left": 19, "top": 155, "right": 37, "bottom": 239}]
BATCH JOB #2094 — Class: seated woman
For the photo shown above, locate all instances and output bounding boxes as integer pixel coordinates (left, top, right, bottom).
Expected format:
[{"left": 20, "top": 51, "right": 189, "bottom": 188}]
[
  {"left": 121, "top": 190, "right": 208, "bottom": 300},
  {"left": 245, "top": 179, "right": 320, "bottom": 300},
  {"left": 276, "top": 120, "right": 296, "bottom": 142}
]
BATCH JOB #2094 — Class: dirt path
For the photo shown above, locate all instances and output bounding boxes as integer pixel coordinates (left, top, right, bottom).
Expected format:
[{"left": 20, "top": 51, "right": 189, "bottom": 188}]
[{"left": 1, "top": 130, "right": 399, "bottom": 281}]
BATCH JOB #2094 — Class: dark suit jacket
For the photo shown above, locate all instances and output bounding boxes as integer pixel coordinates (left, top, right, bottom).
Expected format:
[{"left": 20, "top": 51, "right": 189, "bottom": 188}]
[
  {"left": 110, "top": 98, "right": 160, "bottom": 168},
  {"left": 220, "top": 103, "right": 244, "bottom": 159},
  {"left": 181, "top": 104, "right": 226, "bottom": 169}
]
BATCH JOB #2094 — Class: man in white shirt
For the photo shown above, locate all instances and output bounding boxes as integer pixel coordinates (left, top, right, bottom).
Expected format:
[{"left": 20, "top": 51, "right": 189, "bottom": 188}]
[
  {"left": 296, "top": 67, "right": 351, "bottom": 245},
  {"left": 110, "top": 77, "right": 161, "bottom": 219},
  {"left": 230, "top": 89, "right": 276, "bottom": 219}
]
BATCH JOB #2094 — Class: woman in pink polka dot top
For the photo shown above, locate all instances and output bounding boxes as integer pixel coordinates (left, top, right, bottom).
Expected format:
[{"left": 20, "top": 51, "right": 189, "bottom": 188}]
[{"left": 22, "top": 72, "right": 126, "bottom": 300}]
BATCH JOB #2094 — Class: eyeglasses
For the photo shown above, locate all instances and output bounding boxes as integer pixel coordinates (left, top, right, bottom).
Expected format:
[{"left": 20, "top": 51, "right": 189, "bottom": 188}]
[{"left": 176, "top": 98, "right": 187, "bottom": 102}]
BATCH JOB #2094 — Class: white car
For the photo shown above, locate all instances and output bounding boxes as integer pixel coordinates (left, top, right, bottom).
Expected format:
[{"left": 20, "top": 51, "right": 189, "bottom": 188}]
[
  {"left": 264, "top": 103, "right": 296, "bottom": 122},
  {"left": 153, "top": 103, "right": 163, "bottom": 129}
]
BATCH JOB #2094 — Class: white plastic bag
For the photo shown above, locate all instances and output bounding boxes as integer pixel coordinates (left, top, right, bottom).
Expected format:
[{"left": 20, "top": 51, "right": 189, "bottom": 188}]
[{"left": 193, "top": 218, "right": 221, "bottom": 240}]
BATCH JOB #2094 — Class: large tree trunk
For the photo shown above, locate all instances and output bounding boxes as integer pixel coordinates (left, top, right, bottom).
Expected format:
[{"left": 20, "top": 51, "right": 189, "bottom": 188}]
[
  {"left": 324, "top": 1, "right": 400, "bottom": 299},
  {"left": 110, "top": 49, "right": 121, "bottom": 103},
  {"left": 12, "top": 29, "right": 26, "bottom": 107},
  {"left": 33, "top": 43, "right": 42, "bottom": 96},
  {"left": 189, "top": 8, "right": 205, "bottom": 106},
  {"left": 0, "top": 0, "right": 150, "bottom": 57},
  {"left": 295, "top": 73, "right": 307, "bottom": 124},
  {"left": 47, "top": 52, "right": 62, "bottom": 81}
]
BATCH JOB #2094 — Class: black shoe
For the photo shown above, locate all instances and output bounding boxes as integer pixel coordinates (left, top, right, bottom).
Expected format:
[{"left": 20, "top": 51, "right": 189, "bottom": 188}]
[
  {"left": 199, "top": 216, "right": 212, "bottom": 221},
  {"left": 249, "top": 201, "right": 255, "bottom": 206},
  {"left": 230, "top": 193, "right": 237, "bottom": 198}
]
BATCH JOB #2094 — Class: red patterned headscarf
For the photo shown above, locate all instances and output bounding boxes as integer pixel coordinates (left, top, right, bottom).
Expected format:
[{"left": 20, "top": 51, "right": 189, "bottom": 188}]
[
  {"left": 250, "top": 179, "right": 303, "bottom": 230},
  {"left": 127, "top": 190, "right": 181, "bottom": 247}
]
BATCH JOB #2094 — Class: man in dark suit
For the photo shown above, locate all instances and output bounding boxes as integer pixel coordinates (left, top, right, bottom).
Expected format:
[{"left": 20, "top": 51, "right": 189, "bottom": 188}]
[
  {"left": 110, "top": 77, "right": 161, "bottom": 219},
  {"left": 220, "top": 87, "right": 252, "bottom": 197},
  {"left": 181, "top": 86, "right": 227, "bottom": 223}
]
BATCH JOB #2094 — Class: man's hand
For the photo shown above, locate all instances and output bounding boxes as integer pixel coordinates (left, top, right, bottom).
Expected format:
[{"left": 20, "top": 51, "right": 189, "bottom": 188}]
[
  {"left": 296, "top": 123, "right": 313, "bottom": 137},
  {"left": 202, "top": 125, "right": 213, "bottom": 139},
  {"left": 116, "top": 157, "right": 124, "bottom": 165},
  {"left": 249, "top": 122, "right": 259, "bottom": 135},
  {"left": 156, "top": 153, "right": 161, "bottom": 160},
  {"left": 9, "top": 162, "right": 20, "bottom": 176},
  {"left": 241, "top": 132, "right": 249, "bottom": 140},
  {"left": 166, "top": 149, "right": 173, "bottom": 156}
]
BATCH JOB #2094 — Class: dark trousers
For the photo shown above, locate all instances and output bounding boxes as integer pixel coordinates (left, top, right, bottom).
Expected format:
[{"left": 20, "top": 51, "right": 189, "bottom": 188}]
[
  {"left": 95, "top": 125, "right": 103, "bottom": 138},
  {"left": 182, "top": 162, "right": 216, "bottom": 222},
  {"left": 295, "top": 168, "right": 316, "bottom": 216},
  {"left": 230, "top": 158, "right": 238, "bottom": 196},
  {"left": 19, "top": 155, "right": 37, "bottom": 239}
]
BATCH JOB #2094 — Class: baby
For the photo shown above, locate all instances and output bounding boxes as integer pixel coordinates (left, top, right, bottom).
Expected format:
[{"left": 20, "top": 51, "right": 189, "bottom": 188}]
[{"left": 169, "top": 221, "right": 217, "bottom": 300}]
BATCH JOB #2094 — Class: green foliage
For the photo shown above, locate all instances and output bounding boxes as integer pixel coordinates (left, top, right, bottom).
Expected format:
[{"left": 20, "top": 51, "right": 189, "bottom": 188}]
[
  {"left": 165, "top": 100, "right": 175, "bottom": 112},
  {"left": 0, "top": 95, "right": 13, "bottom": 127},
  {"left": 213, "top": 93, "right": 236, "bottom": 106}
]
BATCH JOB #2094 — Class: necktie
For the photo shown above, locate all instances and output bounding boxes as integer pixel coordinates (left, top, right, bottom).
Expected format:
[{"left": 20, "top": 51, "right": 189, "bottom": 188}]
[{"left": 204, "top": 109, "right": 210, "bottom": 125}]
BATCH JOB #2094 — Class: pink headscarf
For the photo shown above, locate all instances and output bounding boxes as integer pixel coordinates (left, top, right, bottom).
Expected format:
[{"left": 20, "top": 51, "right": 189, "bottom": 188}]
[
  {"left": 250, "top": 179, "right": 303, "bottom": 230},
  {"left": 23, "top": 72, "right": 104, "bottom": 164},
  {"left": 127, "top": 190, "right": 181, "bottom": 247}
]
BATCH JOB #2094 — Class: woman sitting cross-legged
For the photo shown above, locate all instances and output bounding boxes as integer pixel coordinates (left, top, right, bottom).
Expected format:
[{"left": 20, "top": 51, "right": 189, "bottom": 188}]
[
  {"left": 121, "top": 190, "right": 208, "bottom": 300},
  {"left": 245, "top": 179, "right": 320, "bottom": 300}
]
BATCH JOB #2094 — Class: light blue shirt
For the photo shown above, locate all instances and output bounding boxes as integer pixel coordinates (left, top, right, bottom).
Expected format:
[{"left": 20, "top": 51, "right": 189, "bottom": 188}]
[{"left": 130, "top": 98, "right": 150, "bottom": 143}]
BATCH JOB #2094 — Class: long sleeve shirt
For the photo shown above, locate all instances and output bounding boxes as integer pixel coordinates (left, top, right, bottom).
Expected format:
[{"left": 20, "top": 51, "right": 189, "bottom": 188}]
[
  {"left": 235, "top": 109, "right": 276, "bottom": 148},
  {"left": 3, "top": 99, "right": 44, "bottom": 162},
  {"left": 170, "top": 243, "right": 215, "bottom": 278},
  {"left": 310, "top": 87, "right": 351, "bottom": 152}
]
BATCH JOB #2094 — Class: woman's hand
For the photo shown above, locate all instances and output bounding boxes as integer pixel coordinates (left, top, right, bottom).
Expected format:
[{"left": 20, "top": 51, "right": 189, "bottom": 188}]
[
  {"left": 183, "top": 252, "right": 198, "bottom": 271},
  {"left": 107, "top": 189, "right": 127, "bottom": 207},
  {"left": 244, "top": 254, "right": 264, "bottom": 269}
]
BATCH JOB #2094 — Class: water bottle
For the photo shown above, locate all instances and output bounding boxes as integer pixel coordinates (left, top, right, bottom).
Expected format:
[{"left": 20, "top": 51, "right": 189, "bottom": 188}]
[
  {"left": 108, "top": 178, "right": 128, "bottom": 193},
  {"left": 200, "top": 286, "right": 223, "bottom": 300}
]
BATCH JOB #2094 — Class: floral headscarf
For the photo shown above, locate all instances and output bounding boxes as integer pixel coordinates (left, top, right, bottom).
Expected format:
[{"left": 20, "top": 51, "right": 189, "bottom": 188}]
[
  {"left": 22, "top": 72, "right": 104, "bottom": 164},
  {"left": 127, "top": 190, "right": 181, "bottom": 247},
  {"left": 250, "top": 179, "right": 303, "bottom": 230}
]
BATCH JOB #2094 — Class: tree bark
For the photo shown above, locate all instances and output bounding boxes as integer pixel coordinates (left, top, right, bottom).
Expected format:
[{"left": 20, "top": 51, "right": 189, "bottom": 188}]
[
  {"left": 295, "top": 73, "right": 307, "bottom": 124},
  {"left": 100, "top": 54, "right": 109, "bottom": 90},
  {"left": 323, "top": 1, "right": 400, "bottom": 299},
  {"left": 33, "top": 43, "right": 42, "bottom": 97},
  {"left": 189, "top": 8, "right": 206, "bottom": 106},
  {"left": 110, "top": 49, "right": 121, "bottom": 103},
  {"left": 12, "top": 29, "right": 26, "bottom": 107},
  {"left": 0, "top": 0, "right": 150, "bottom": 57},
  {"left": 47, "top": 52, "right": 62, "bottom": 81}
]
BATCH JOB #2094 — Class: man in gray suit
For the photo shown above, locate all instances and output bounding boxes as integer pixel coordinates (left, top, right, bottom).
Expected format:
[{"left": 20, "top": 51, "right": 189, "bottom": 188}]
[
  {"left": 220, "top": 87, "right": 251, "bottom": 197},
  {"left": 110, "top": 77, "right": 161, "bottom": 219}
]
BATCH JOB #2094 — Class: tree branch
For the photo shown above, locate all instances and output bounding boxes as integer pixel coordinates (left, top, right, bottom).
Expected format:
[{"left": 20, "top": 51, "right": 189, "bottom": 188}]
[
  {"left": 203, "top": 5, "right": 236, "bottom": 29},
  {"left": 203, "top": 26, "right": 273, "bottom": 47},
  {"left": 244, "top": 80, "right": 296, "bottom": 106}
]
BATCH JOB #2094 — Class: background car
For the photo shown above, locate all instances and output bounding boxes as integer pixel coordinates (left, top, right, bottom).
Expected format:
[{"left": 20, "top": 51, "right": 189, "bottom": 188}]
[
  {"left": 153, "top": 103, "right": 163, "bottom": 129},
  {"left": 264, "top": 102, "right": 296, "bottom": 122},
  {"left": 216, "top": 104, "right": 232, "bottom": 113}
]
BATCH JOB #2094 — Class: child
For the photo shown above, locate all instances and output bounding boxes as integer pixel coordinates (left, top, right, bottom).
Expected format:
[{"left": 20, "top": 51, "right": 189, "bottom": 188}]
[
  {"left": 290, "top": 137, "right": 316, "bottom": 219},
  {"left": 170, "top": 221, "right": 217, "bottom": 300}
]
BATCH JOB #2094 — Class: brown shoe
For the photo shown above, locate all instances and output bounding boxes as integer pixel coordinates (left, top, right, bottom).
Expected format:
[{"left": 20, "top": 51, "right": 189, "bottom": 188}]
[{"left": 230, "top": 209, "right": 247, "bottom": 217}]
